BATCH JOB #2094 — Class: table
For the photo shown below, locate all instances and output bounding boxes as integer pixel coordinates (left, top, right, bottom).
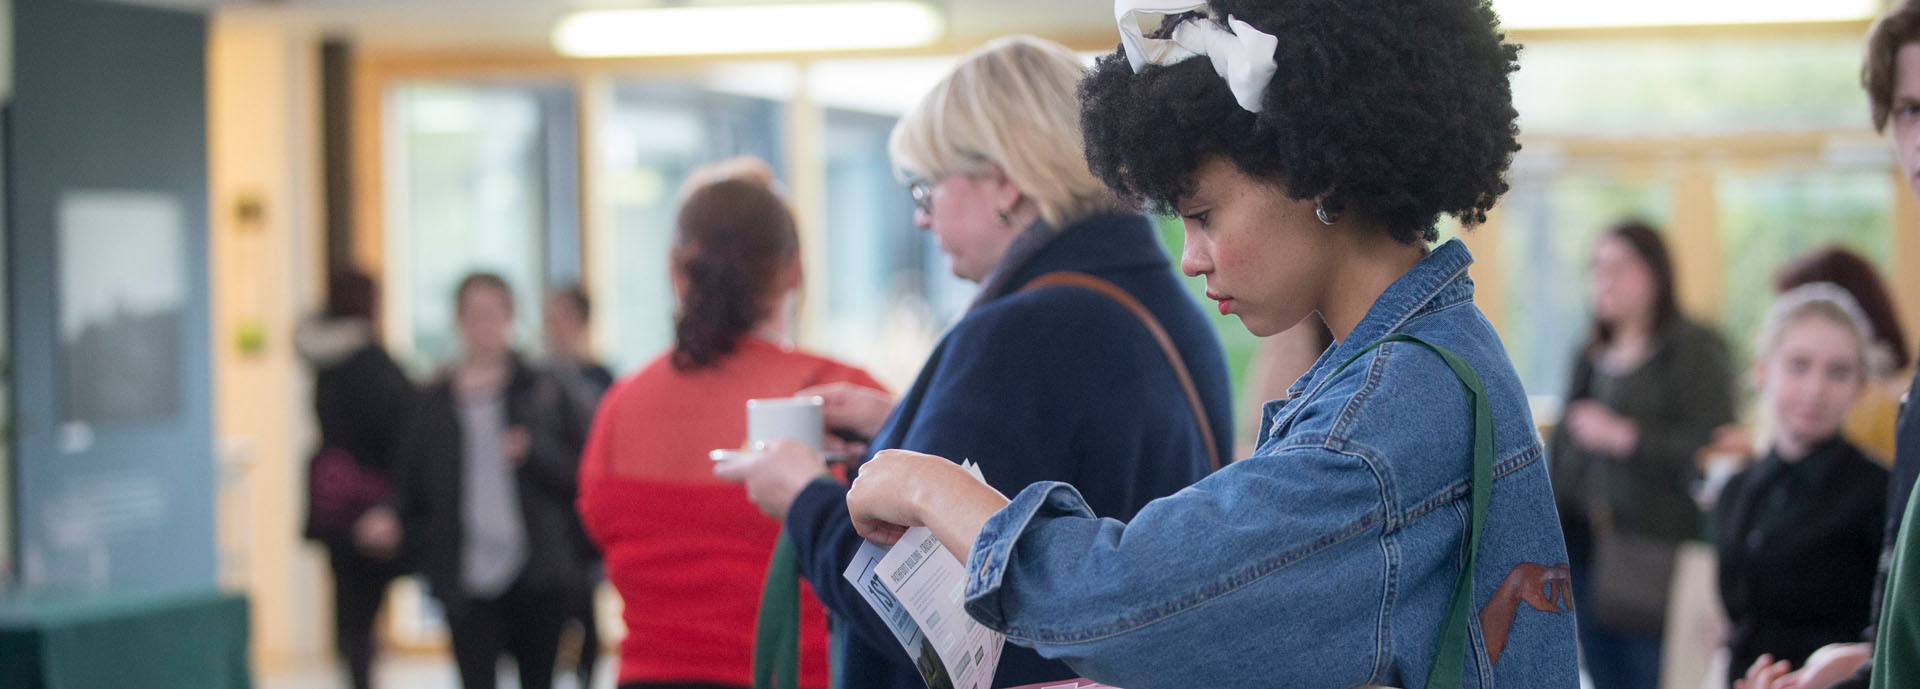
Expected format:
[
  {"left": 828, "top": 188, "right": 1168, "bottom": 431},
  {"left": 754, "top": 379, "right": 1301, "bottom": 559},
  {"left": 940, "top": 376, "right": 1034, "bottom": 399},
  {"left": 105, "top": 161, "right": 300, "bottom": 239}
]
[{"left": 0, "top": 590, "right": 250, "bottom": 689}]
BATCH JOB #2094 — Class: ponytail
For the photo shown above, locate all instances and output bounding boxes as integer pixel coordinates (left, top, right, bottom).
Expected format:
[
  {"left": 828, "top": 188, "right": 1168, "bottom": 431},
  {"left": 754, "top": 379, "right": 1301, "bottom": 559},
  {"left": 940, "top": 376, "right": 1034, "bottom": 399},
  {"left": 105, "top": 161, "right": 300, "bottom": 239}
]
[{"left": 671, "top": 178, "right": 798, "bottom": 370}]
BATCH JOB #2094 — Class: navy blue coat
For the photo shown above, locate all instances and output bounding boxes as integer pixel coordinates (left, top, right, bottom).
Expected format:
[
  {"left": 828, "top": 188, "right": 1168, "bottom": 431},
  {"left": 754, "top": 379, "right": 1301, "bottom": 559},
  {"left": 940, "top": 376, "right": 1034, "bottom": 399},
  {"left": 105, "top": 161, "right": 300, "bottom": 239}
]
[{"left": 786, "top": 213, "right": 1234, "bottom": 688}]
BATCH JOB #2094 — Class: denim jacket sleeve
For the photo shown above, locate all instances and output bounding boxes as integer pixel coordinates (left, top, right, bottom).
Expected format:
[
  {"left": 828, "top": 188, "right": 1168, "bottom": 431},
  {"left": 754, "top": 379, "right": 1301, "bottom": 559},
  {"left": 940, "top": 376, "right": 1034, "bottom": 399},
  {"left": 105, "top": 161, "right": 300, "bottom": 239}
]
[{"left": 962, "top": 442, "right": 1396, "bottom": 688}]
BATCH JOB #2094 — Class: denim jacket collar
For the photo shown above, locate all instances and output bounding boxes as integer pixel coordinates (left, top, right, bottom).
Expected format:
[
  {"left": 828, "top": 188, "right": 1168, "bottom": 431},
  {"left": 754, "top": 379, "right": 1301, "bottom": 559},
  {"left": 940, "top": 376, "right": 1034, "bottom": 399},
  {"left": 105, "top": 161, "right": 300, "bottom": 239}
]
[{"left": 1261, "top": 238, "right": 1477, "bottom": 443}]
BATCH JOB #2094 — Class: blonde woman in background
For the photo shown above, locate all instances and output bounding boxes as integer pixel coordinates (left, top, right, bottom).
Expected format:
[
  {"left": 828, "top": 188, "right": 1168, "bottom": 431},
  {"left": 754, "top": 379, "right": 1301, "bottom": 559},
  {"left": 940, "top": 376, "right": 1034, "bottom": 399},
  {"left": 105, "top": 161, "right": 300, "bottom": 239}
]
[{"left": 1713, "top": 285, "right": 1888, "bottom": 688}]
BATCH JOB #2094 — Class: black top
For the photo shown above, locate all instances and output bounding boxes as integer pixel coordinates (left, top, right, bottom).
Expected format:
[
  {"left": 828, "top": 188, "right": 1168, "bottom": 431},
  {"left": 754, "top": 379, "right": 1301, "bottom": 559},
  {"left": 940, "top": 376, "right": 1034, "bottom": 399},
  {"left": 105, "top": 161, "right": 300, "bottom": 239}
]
[
  {"left": 1714, "top": 436, "right": 1887, "bottom": 685},
  {"left": 546, "top": 358, "right": 615, "bottom": 565},
  {"left": 392, "top": 356, "right": 589, "bottom": 614},
  {"left": 582, "top": 362, "right": 614, "bottom": 391},
  {"left": 300, "top": 321, "right": 415, "bottom": 544},
  {"left": 312, "top": 344, "right": 414, "bottom": 472}
]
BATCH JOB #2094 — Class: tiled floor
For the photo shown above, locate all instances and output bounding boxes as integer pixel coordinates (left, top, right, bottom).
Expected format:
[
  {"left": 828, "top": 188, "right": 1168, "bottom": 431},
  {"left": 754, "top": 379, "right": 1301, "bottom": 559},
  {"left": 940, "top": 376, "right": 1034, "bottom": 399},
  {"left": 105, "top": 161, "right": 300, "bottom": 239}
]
[{"left": 260, "top": 654, "right": 620, "bottom": 689}]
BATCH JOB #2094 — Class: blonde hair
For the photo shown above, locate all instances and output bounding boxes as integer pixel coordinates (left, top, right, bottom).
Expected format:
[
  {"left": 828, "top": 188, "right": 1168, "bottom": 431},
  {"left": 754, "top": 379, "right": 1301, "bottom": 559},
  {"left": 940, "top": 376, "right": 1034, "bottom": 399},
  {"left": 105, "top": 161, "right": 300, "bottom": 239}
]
[
  {"left": 888, "top": 35, "right": 1122, "bottom": 228},
  {"left": 1755, "top": 283, "right": 1892, "bottom": 380}
]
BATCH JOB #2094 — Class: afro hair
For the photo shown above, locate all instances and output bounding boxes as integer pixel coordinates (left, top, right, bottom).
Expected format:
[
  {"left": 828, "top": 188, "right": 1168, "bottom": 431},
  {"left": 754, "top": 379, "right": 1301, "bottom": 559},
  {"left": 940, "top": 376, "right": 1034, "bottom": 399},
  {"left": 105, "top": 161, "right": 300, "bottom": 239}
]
[{"left": 1080, "top": 0, "right": 1522, "bottom": 244}]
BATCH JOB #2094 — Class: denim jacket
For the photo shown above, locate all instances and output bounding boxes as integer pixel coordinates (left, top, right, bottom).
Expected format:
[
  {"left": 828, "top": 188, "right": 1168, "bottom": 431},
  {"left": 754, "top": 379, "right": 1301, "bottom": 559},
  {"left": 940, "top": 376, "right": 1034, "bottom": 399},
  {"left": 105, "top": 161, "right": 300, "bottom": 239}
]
[{"left": 962, "top": 240, "right": 1580, "bottom": 689}]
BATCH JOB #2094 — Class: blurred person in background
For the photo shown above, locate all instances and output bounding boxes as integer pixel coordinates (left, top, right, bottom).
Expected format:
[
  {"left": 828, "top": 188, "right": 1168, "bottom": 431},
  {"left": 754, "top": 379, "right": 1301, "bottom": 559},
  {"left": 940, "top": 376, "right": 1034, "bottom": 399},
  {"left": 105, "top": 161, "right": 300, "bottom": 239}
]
[
  {"left": 715, "top": 35, "right": 1234, "bottom": 689},
  {"left": 1773, "top": 248, "right": 1909, "bottom": 462},
  {"left": 1550, "top": 220, "right": 1737, "bottom": 689},
  {"left": 576, "top": 171, "right": 887, "bottom": 689},
  {"left": 387, "top": 272, "right": 588, "bottom": 689},
  {"left": 542, "top": 283, "right": 612, "bottom": 689},
  {"left": 1740, "top": 3, "right": 1920, "bottom": 687},
  {"left": 297, "top": 268, "right": 416, "bottom": 689},
  {"left": 1714, "top": 248, "right": 1910, "bottom": 469},
  {"left": 1713, "top": 284, "right": 1888, "bottom": 687},
  {"left": 545, "top": 285, "right": 615, "bottom": 394}
]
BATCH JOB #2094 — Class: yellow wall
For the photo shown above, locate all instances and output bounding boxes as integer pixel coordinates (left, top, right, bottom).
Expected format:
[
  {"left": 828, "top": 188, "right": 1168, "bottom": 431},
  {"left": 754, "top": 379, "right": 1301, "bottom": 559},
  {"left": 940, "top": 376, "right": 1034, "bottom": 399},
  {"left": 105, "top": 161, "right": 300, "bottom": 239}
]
[
  {"left": 1895, "top": 168, "right": 1920, "bottom": 358},
  {"left": 208, "top": 14, "right": 330, "bottom": 672}
]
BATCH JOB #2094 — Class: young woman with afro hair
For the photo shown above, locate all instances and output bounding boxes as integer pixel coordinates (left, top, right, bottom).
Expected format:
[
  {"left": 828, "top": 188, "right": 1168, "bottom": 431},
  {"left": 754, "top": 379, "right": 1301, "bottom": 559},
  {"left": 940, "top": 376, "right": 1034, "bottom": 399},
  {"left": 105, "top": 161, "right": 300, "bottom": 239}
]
[{"left": 845, "top": 1, "right": 1580, "bottom": 687}]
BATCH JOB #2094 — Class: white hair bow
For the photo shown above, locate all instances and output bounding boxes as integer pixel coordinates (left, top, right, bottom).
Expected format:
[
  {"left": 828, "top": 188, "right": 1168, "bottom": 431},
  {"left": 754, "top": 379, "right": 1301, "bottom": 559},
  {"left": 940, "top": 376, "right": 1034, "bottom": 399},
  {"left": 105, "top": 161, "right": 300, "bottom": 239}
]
[{"left": 1114, "top": 0, "right": 1279, "bottom": 113}]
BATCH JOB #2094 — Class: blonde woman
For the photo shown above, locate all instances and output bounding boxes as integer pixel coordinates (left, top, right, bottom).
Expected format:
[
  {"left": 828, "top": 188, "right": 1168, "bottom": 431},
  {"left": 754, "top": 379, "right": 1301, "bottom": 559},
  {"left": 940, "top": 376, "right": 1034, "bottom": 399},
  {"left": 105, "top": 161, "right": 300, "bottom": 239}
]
[
  {"left": 1716, "top": 286, "right": 1889, "bottom": 688},
  {"left": 716, "top": 35, "right": 1234, "bottom": 688}
]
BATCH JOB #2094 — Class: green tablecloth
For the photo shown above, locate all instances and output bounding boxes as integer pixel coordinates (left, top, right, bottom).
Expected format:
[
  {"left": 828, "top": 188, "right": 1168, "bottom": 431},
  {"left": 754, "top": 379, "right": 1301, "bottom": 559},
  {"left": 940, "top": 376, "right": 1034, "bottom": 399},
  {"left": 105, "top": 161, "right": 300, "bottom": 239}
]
[{"left": 0, "top": 590, "right": 250, "bottom": 689}]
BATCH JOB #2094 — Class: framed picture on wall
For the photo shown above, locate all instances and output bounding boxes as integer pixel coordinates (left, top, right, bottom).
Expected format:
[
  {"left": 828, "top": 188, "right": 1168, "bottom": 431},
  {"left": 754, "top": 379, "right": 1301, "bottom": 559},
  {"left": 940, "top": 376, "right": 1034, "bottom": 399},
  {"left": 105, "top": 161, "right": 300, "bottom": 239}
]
[{"left": 56, "top": 190, "right": 186, "bottom": 439}]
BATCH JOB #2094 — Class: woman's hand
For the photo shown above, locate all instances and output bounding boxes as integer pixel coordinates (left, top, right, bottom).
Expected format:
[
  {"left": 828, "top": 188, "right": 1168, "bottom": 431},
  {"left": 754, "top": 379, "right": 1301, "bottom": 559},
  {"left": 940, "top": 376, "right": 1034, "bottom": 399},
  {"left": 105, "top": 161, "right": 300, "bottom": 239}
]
[
  {"left": 1565, "top": 401, "right": 1639, "bottom": 459},
  {"left": 713, "top": 440, "right": 831, "bottom": 519},
  {"left": 1737, "top": 654, "right": 1794, "bottom": 689},
  {"left": 846, "top": 449, "right": 1009, "bottom": 561},
  {"left": 844, "top": 450, "right": 948, "bottom": 545},
  {"left": 353, "top": 506, "right": 403, "bottom": 561},
  {"left": 797, "top": 382, "right": 896, "bottom": 440},
  {"left": 1774, "top": 643, "right": 1873, "bottom": 689}
]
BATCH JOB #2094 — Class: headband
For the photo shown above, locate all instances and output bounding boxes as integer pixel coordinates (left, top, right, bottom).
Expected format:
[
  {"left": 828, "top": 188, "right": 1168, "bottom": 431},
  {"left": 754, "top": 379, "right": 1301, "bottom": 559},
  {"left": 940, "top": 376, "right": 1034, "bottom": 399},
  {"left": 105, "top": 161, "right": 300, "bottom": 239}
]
[{"left": 1115, "top": 0, "right": 1279, "bottom": 113}]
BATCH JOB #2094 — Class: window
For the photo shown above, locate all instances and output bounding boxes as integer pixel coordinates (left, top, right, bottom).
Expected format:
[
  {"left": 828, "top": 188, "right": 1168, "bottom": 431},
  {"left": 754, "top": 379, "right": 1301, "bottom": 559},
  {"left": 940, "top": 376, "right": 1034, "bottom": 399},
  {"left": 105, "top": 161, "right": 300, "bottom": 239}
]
[
  {"left": 818, "top": 107, "right": 970, "bottom": 387},
  {"left": 1512, "top": 36, "right": 1871, "bottom": 137},
  {"left": 1717, "top": 166, "right": 1895, "bottom": 364},
  {"left": 386, "top": 83, "right": 555, "bottom": 371},
  {"left": 590, "top": 82, "right": 787, "bottom": 374},
  {"left": 1500, "top": 171, "right": 1675, "bottom": 400}
]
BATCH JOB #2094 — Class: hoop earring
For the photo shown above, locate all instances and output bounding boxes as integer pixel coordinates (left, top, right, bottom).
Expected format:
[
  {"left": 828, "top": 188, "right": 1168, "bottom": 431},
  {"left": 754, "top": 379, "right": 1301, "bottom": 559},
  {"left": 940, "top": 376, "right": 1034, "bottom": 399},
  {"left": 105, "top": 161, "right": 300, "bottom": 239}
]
[{"left": 1315, "top": 205, "right": 1337, "bottom": 226}]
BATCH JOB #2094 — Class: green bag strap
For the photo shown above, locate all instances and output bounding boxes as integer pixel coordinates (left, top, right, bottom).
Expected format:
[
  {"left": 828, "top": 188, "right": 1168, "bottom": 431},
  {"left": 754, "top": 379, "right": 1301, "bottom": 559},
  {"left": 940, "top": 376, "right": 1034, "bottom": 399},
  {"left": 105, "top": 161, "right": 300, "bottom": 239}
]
[
  {"left": 1327, "top": 333, "right": 1492, "bottom": 689},
  {"left": 753, "top": 531, "right": 803, "bottom": 689}
]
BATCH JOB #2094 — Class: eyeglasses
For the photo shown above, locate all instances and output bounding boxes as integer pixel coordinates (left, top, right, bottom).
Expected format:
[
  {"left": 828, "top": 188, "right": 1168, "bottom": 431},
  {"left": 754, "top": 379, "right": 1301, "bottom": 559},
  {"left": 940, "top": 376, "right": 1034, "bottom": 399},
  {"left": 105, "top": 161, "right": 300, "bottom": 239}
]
[{"left": 909, "top": 178, "right": 935, "bottom": 214}]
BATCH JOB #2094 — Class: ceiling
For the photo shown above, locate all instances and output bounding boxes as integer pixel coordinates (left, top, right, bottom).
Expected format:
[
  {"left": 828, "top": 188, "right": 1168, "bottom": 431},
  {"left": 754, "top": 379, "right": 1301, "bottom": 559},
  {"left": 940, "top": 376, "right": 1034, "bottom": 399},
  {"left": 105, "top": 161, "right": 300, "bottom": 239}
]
[
  {"left": 119, "top": 0, "right": 1891, "bottom": 56},
  {"left": 131, "top": 0, "right": 1119, "bottom": 54}
]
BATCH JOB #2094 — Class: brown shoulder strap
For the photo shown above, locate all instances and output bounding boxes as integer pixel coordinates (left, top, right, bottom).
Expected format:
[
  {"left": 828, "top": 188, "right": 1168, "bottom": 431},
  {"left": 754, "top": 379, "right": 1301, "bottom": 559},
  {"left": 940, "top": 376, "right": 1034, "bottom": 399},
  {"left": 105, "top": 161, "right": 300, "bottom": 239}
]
[{"left": 1020, "top": 271, "right": 1223, "bottom": 473}]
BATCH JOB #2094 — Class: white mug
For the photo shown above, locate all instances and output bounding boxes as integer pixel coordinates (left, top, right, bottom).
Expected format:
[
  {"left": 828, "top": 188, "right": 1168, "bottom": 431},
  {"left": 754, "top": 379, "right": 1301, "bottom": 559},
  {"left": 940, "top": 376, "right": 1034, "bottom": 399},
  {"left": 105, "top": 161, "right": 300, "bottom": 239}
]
[{"left": 747, "top": 396, "right": 826, "bottom": 452}]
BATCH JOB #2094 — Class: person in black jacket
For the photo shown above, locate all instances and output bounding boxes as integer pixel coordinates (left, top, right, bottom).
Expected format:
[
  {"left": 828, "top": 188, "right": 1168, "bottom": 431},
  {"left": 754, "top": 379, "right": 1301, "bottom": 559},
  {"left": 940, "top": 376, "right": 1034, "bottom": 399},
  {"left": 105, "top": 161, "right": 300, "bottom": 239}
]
[
  {"left": 541, "top": 284, "right": 611, "bottom": 689},
  {"left": 384, "top": 272, "right": 587, "bottom": 689},
  {"left": 297, "top": 269, "right": 416, "bottom": 689},
  {"left": 1714, "top": 284, "right": 1889, "bottom": 687}
]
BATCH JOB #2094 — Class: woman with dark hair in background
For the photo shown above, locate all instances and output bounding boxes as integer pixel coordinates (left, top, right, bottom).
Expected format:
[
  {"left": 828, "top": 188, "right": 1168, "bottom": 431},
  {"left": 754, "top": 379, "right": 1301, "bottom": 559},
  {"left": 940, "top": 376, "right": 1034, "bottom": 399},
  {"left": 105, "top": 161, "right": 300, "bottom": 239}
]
[
  {"left": 388, "top": 272, "right": 588, "bottom": 689},
  {"left": 1550, "top": 221, "right": 1737, "bottom": 689},
  {"left": 576, "top": 172, "right": 886, "bottom": 689},
  {"left": 297, "top": 269, "right": 415, "bottom": 689}
]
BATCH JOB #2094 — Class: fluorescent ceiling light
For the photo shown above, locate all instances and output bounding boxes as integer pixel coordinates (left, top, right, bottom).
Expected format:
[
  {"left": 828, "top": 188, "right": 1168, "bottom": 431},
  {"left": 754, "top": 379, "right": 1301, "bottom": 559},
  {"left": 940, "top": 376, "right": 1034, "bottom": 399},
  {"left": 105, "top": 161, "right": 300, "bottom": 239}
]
[
  {"left": 806, "top": 56, "right": 958, "bottom": 115},
  {"left": 1495, "top": 0, "right": 1877, "bottom": 29},
  {"left": 553, "top": 2, "right": 945, "bottom": 58}
]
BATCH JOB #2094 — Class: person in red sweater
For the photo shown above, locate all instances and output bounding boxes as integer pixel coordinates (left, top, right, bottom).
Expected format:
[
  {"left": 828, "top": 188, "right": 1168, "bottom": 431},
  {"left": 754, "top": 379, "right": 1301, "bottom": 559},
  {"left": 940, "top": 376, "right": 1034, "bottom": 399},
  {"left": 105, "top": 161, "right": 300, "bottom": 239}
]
[{"left": 577, "top": 170, "right": 885, "bottom": 689}]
